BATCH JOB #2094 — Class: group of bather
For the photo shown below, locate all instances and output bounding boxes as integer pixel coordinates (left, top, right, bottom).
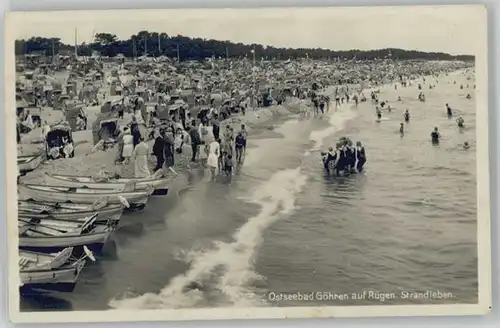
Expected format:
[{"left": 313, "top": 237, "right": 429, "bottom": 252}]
[{"left": 321, "top": 137, "right": 366, "bottom": 176}]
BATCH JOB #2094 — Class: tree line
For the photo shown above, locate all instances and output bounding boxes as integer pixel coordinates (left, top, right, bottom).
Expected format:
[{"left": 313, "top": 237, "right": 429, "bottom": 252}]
[{"left": 15, "top": 31, "right": 474, "bottom": 62}]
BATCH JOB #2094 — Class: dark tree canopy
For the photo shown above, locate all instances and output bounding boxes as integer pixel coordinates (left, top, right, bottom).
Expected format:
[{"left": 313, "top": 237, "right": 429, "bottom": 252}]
[{"left": 14, "top": 31, "right": 474, "bottom": 62}]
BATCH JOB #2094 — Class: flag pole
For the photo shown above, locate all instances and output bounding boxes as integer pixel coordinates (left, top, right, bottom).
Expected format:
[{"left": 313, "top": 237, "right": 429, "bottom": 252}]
[
  {"left": 74, "top": 28, "right": 78, "bottom": 57},
  {"left": 252, "top": 46, "right": 256, "bottom": 67}
]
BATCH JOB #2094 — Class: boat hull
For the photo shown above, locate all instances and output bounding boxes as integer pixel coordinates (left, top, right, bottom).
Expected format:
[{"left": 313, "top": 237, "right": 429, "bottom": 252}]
[
  {"left": 20, "top": 281, "right": 78, "bottom": 294},
  {"left": 46, "top": 173, "right": 170, "bottom": 193},
  {"left": 19, "top": 199, "right": 145, "bottom": 213},
  {"left": 20, "top": 241, "right": 108, "bottom": 254},
  {"left": 18, "top": 210, "right": 122, "bottom": 225},
  {"left": 20, "top": 259, "right": 86, "bottom": 295},
  {"left": 19, "top": 183, "right": 149, "bottom": 205},
  {"left": 19, "top": 226, "right": 113, "bottom": 254}
]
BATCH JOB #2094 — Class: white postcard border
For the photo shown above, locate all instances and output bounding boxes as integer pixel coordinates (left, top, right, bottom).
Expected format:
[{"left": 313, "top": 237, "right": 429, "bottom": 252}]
[{"left": 3, "top": 6, "right": 492, "bottom": 324}]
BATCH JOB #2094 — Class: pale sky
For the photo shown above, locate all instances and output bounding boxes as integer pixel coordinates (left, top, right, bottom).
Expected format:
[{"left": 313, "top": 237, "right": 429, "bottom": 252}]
[{"left": 8, "top": 5, "right": 486, "bottom": 55}]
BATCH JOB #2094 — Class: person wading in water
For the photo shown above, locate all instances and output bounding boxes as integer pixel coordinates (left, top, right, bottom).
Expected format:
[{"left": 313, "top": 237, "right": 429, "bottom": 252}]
[
  {"left": 446, "top": 103, "right": 453, "bottom": 117},
  {"left": 431, "top": 127, "right": 441, "bottom": 145},
  {"left": 356, "top": 141, "right": 366, "bottom": 172}
]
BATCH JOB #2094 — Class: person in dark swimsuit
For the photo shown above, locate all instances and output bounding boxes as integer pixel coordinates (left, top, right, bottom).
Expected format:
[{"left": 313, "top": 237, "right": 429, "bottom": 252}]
[
  {"left": 130, "top": 116, "right": 141, "bottom": 148},
  {"left": 446, "top": 103, "right": 453, "bottom": 117},
  {"left": 404, "top": 110, "right": 410, "bottom": 122},
  {"left": 356, "top": 141, "right": 366, "bottom": 172},
  {"left": 431, "top": 127, "right": 441, "bottom": 144},
  {"left": 235, "top": 131, "right": 245, "bottom": 164},
  {"left": 323, "top": 147, "right": 337, "bottom": 174}
]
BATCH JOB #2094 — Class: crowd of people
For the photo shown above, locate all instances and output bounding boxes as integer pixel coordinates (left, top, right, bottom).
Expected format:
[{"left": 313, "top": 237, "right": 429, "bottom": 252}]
[
  {"left": 319, "top": 69, "right": 475, "bottom": 176},
  {"left": 112, "top": 110, "right": 250, "bottom": 181}
]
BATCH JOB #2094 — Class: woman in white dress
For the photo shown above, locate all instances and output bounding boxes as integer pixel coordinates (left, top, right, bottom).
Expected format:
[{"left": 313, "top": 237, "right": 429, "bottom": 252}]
[
  {"left": 122, "top": 127, "right": 134, "bottom": 164},
  {"left": 198, "top": 122, "right": 209, "bottom": 144},
  {"left": 132, "top": 137, "right": 150, "bottom": 178},
  {"left": 207, "top": 138, "right": 220, "bottom": 180}
]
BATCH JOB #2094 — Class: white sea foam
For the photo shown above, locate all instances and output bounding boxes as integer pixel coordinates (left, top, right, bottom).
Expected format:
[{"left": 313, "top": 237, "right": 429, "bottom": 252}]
[
  {"left": 309, "top": 104, "right": 359, "bottom": 150},
  {"left": 109, "top": 167, "right": 307, "bottom": 309}
]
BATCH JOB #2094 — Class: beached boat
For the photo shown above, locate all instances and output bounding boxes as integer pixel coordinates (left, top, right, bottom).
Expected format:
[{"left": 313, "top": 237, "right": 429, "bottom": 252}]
[
  {"left": 19, "top": 214, "right": 114, "bottom": 253},
  {"left": 19, "top": 211, "right": 121, "bottom": 226},
  {"left": 18, "top": 183, "right": 149, "bottom": 205},
  {"left": 45, "top": 173, "right": 169, "bottom": 196},
  {"left": 19, "top": 247, "right": 74, "bottom": 271},
  {"left": 17, "top": 153, "right": 44, "bottom": 174},
  {"left": 18, "top": 199, "right": 145, "bottom": 213},
  {"left": 19, "top": 246, "right": 94, "bottom": 294},
  {"left": 19, "top": 213, "right": 100, "bottom": 236},
  {"left": 18, "top": 200, "right": 124, "bottom": 223}
]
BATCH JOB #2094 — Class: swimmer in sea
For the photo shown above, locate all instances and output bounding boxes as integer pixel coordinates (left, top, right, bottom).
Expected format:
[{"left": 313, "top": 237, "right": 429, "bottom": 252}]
[
  {"left": 399, "top": 123, "right": 404, "bottom": 136},
  {"left": 397, "top": 96, "right": 402, "bottom": 102},
  {"left": 466, "top": 94, "right": 472, "bottom": 99},
  {"left": 456, "top": 116, "right": 465, "bottom": 128},
  {"left": 323, "top": 147, "right": 336, "bottom": 174},
  {"left": 355, "top": 141, "right": 366, "bottom": 172},
  {"left": 431, "top": 127, "right": 441, "bottom": 144},
  {"left": 446, "top": 103, "right": 453, "bottom": 117},
  {"left": 376, "top": 107, "right": 382, "bottom": 120},
  {"left": 404, "top": 109, "right": 410, "bottom": 122},
  {"left": 463, "top": 141, "right": 470, "bottom": 149},
  {"left": 387, "top": 105, "right": 392, "bottom": 113}
]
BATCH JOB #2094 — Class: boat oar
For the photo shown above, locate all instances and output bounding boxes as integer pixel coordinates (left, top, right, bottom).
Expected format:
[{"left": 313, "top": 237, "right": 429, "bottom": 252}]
[
  {"left": 118, "top": 196, "right": 130, "bottom": 208},
  {"left": 83, "top": 245, "right": 96, "bottom": 262},
  {"left": 18, "top": 218, "right": 73, "bottom": 234}
]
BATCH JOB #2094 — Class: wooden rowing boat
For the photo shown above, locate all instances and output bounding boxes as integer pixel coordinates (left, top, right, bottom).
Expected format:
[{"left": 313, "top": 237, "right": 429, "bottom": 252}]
[
  {"left": 19, "top": 213, "right": 114, "bottom": 253},
  {"left": 18, "top": 200, "right": 123, "bottom": 223},
  {"left": 18, "top": 198, "right": 144, "bottom": 214},
  {"left": 19, "top": 247, "right": 94, "bottom": 294},
  {"left": 19, "top": 211, "right": 121, "bottom": 226},
  {"left": 45, "top": 173, "right": 169, "bottom": 196},
  {"left": 18, "top": 183, "right": 150, "bottom": 205}
]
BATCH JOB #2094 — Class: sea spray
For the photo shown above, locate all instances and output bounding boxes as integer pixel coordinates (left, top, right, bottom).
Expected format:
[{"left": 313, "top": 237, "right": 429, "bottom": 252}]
[
  {"left": 309, "top": 104, "right": 359, "bottom": 150},
  {"left": 109, "top": 168, "right": 308, "bottom": 309}
]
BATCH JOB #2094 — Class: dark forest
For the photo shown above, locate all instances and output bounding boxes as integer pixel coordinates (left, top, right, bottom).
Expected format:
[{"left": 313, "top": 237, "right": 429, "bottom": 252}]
[{"left": 15, "top": 31, "right": 474, "bottom": 62}]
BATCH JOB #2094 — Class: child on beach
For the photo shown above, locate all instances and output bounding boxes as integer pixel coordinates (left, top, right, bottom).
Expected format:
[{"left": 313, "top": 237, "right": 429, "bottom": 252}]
[
  {"left": 174, "top": 128, "right": 185, "bottom": 154},
  {"left": 198, "top": 140, "right": 209, "bottom": 167},
  {"left": 224, "top": 154, "right": 234, "bottom": 181},
  {"left": 122, "top": 127, "right": 134, "bottom": 165}
]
